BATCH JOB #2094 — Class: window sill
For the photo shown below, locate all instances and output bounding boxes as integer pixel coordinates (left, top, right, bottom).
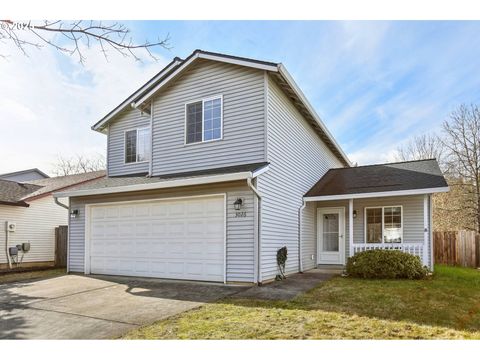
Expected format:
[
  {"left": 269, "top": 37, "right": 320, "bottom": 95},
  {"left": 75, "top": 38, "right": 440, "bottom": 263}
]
[
  {"left": 124, "top": 160, "right": 150, "bottom": 165},
  {"left": 183, "top": 138, "right": 223, "bottom": 147}
]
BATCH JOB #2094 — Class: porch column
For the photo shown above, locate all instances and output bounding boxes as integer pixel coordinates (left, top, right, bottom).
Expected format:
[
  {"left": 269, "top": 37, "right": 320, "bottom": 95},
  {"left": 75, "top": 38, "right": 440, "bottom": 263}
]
[
  {"left": 349, "top": 199, "right": 354, "bottom": 258},
  {"left": 423, "top": 194, "right": 429, "bottom": 267}
]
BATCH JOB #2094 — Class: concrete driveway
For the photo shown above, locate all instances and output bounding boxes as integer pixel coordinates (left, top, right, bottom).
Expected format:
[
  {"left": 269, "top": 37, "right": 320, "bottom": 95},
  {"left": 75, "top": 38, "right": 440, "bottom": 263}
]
[{"left": 0, "top": 274, "right": 244, "bottom": 339}]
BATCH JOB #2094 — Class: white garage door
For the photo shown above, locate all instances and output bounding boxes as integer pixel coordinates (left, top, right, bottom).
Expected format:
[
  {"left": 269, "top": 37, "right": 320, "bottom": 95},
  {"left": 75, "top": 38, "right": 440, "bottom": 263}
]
[{"left": 87, "top": 195, "right": 225, "bottom": 282}]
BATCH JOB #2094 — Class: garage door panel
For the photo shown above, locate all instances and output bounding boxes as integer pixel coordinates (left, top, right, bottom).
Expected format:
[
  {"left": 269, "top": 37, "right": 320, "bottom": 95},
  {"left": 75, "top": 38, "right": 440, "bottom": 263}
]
[{"left": 89, "top": 196, "right": 225, "bottom": 282}]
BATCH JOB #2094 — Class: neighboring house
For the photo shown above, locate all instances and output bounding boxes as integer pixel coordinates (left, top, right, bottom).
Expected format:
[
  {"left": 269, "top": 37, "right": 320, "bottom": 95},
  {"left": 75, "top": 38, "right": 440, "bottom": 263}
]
[
  {"left": 0, "top": 168, "right": 50, "bottom": 182},
  {"left": 0, "top": 171, "right": 105, "bottom": 269},
  {"left": 53, "top": 50, "right": 449, "bottom": 284}
]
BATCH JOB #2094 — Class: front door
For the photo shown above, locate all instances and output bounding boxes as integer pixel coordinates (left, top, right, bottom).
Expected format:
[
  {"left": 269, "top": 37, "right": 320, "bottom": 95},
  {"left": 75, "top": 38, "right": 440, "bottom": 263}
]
[{"left": 317, "top": 207, "right": 345, "bottom": 265}]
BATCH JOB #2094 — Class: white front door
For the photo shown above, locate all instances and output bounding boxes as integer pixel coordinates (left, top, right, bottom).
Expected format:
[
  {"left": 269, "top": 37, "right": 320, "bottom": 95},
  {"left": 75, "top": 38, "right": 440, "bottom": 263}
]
[{"left": 317, "top": 207, "right": 345, "bottom": 265}]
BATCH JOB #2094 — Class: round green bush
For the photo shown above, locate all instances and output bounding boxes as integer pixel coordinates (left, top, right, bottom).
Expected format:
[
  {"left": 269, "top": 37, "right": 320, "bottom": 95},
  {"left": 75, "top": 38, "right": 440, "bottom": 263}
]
[{"left": 346, "top": 249, "right": 428, "bottom": 279}]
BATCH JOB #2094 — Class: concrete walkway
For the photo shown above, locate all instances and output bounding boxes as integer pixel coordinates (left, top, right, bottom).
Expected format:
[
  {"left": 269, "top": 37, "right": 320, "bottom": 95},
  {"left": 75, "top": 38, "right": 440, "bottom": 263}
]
[
  {"left": 232, "top": 269, "right": 338, "bottom": 301},
  {"left": 0, "top": 269, "right": 337, "bottom": 339},
  {"left": 0, "top": 274, "right": 243, "bottom": 339}
]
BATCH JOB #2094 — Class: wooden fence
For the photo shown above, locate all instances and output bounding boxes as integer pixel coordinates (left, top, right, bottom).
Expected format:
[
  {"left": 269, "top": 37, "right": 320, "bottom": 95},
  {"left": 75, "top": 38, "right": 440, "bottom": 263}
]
[
  {"left": 55, "top": 225, "right": 68, "bottom": 267},
  {"left": 433, "top": 230, "right": 480, "bottom": 268}
]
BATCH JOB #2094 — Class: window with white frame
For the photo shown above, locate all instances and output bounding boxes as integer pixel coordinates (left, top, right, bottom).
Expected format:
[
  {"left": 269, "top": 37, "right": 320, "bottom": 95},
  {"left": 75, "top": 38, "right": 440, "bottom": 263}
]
[
  {"left": 125, "top": 127, "right": 150, "bottom": 163},
  {"left": 365, "top": 206, "right": 402, "bottom": 244},
  {"left": 186, "top": 96, "right": 222, "bottom": 144}
]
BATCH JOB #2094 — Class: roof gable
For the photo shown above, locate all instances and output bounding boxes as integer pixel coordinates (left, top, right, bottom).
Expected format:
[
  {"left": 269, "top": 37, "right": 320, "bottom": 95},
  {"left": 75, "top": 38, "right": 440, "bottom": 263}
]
[{"left": 91, "top": 49, "right": 350, "bottom": 166}]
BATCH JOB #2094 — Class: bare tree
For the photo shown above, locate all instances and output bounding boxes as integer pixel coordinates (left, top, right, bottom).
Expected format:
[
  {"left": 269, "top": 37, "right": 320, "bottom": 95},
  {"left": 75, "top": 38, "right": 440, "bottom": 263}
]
[
  {"left": 0, "top": 20, "right": 170, "bottom": 63},
  {"left": 441, "top": 104, "right": 480, "bottom": 232},
  {"left": 52, "top": 154, "right": 106, "bottom": 176},
  {"left": 394, "top": 133, "right": 445, "bottom": 165}
]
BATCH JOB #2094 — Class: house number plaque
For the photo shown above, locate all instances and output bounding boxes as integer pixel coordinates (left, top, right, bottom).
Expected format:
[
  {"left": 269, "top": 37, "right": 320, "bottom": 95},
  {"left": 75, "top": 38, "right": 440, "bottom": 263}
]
[{"left": 235, "top": 211, "right": 247, "bottom": 218}]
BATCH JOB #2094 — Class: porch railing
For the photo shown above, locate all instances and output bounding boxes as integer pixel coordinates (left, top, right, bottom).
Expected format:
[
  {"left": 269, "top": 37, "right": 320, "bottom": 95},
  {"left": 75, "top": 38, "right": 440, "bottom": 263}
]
[{"left": 351, "top": 243, "right": 424, "bottom": 259}]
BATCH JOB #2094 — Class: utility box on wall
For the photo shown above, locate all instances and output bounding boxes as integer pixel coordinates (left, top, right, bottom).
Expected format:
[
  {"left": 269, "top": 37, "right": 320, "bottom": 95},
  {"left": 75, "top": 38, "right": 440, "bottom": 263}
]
[{"left": 6, "top": 221, "right": 16, "bottom": 232}]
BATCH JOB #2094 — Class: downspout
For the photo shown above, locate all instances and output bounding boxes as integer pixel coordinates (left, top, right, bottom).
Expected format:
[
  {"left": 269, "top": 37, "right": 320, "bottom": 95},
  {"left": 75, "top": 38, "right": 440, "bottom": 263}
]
[
  {"left": 298, "top": 200, "right": 306, "bottom": 273},
  {"left": 5, "top": 221, "right": 12, "bottom": 269},
  {"left": 55, "top": 197, "right": 69, "bottom": 210},
  {"left": 148, "top": 101, "right": 153, "bottom": 177},
  {"left": 247, "top": 177, "right": 262, "bottom": 284}
]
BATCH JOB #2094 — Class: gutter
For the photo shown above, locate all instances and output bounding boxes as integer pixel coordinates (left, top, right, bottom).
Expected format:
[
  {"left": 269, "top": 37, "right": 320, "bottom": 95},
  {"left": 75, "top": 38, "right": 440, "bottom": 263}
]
[
  {"left": 247, "top": 177, "right": 262, "bottom": 284},
  {"left": 53, "top": 169, "right": 269, "bottom": 198}
]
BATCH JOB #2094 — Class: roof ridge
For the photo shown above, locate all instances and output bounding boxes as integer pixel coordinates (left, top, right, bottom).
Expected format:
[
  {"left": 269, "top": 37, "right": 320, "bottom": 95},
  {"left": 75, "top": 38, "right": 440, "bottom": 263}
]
[{"left": 330, "top": 158, "right": 438, "bottom": 171}]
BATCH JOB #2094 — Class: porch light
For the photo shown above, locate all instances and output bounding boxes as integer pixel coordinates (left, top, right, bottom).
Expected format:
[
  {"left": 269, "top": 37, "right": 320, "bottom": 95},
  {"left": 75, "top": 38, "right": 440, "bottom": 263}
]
[
  {"left": 234, "top": 198, "right": 243, "bottom": 211},
  {"left": 353, "top": 210, "right": 357, "bottom": 218},
  {"left": 70, "top": 209, "right": 79, "bottom": 219}
]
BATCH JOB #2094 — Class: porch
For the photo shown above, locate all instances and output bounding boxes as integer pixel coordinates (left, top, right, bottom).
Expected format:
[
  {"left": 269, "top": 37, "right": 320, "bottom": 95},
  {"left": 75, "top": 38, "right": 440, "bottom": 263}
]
[{"left": 301, "top": 160, "right": 450, "bottom": 272}]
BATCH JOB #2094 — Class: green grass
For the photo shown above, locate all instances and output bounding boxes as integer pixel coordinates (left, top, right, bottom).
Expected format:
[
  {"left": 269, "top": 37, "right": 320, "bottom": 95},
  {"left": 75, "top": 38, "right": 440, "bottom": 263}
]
[
  {"left": 123, "top": 265, "right": 480, "bottom": 339},
  {"left": 0, "top": 268, "right": 66, "bottom": 284}
]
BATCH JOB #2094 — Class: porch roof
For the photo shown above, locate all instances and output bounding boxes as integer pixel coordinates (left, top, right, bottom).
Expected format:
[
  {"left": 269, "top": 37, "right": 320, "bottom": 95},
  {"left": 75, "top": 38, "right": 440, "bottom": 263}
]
[{"left": 304, "top": 159, "right": 449, "bottom": 201}]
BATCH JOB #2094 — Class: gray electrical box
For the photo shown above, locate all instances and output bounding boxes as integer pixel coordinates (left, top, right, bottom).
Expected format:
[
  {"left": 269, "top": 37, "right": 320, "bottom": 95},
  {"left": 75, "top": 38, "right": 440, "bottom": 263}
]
[
  {"left": 22, "top": 243, "right": 30, "bottom": 252},
  {"left": 9, "top": 247, "right": 18, "bottom": 256}
]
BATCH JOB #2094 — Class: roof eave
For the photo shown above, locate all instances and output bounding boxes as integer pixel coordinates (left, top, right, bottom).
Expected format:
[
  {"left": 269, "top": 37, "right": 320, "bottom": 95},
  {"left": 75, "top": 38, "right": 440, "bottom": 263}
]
[
  {"left": 133, "top": 50, "right": 279, "bottom": 108},
  {"left": 304, "top": 186, "right": 450, "bottom": 201},
  {"left": 53, "top": 167, "right": 269, "bottom": 198},
  {"left": 276, "top": 65, "right": 351, "bottom": 167},
  {"left": 91, "top": 58, "right": 184, "bottom": 133},
  {"left": 0, "top": 200, "right": 30, "bottom": 207}
]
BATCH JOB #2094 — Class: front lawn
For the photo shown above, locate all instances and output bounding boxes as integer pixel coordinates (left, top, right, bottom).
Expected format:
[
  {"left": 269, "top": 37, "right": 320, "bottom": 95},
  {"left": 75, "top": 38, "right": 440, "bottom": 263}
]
[
  {"left": 123, "top": 265, "right": 480, "bottom": 339},
  {"left": 0, "top": 268, "right": 66, "bottom": 284}
]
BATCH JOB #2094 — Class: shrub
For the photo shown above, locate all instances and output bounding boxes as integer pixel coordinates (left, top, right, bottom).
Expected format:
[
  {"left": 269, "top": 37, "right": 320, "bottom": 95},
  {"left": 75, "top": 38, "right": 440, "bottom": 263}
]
[
  {"left": 276, "top": 246, "right": 288, "bottom": 280},
  {"left": 346, "top": 250, "right": 428, "bottom": 279}
]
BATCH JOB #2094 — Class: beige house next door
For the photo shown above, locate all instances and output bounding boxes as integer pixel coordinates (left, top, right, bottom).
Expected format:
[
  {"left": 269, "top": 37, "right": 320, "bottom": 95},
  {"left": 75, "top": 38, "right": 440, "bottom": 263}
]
[{"left": 317, "top": 207, "right": 345, "bottom": 265}]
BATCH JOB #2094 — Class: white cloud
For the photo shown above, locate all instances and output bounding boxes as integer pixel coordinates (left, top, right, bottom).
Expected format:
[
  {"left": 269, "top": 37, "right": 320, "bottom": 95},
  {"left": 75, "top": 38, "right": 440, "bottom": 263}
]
[{"left": 0, "top": 38, "right": 168, "bottom": 176}]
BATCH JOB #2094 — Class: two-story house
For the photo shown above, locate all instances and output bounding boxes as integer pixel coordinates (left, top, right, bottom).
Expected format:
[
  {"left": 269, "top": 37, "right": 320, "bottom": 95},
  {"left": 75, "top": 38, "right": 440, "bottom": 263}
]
[{"left": 54, "top": 50, "right": 449, "bottom": 284}]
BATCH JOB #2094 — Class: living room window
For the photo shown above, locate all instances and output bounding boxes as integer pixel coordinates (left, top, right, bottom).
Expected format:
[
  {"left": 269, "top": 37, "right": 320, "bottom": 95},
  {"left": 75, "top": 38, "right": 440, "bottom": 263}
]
[
  {"left": 365, "top": 206, "right": 403, "bottom": 244},
  {"left": 125, "top": 127, "right": 150, "bottom": 163},
  {"left": 185, "top": 96, "right": 223, "bottom": 144}
]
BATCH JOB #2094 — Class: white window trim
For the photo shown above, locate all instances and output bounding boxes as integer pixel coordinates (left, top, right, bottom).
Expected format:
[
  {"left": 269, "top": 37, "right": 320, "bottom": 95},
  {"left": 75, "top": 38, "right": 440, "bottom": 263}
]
[
  {"left": 124, "top": 126, "right": 151, "bottom": 165},
  {"left": 364, "top": 205, "right": 404, "bottom": 244},
  {"left": 184, "top": 94, "right": 223, "bottom": 146}
]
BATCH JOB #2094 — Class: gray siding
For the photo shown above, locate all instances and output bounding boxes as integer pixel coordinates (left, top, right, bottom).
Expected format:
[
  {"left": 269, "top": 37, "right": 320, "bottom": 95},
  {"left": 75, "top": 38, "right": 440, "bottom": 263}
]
[
  {"left": 313, "top": 194, "right": 432, "bottom": 268},
  {"left": 68, "top": 181, "right": 255, "bottom": 283},
  {"left": 300, "top": 201, "right": 316, "bottom": 271},
  {"left": 151, "top": 59, "right": 266, "bottom": 176},
  {"left": 258, "top": 75, "right": 343, "bottom": 282},
  {"left": 107, "top": 107, "right": 150, "bottom": 177},
  {"left": 0, "top": 171, "right": 47, "bottom": 182}
]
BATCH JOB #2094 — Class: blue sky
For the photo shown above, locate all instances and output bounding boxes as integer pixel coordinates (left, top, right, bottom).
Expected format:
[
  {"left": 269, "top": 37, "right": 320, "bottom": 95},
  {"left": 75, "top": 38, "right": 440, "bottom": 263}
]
[
  {"left": 133, "top": 21, "right": 480, "bottom": 164},
  {"left": 1, "top": 21, "right": 480, "bottom": 173}
]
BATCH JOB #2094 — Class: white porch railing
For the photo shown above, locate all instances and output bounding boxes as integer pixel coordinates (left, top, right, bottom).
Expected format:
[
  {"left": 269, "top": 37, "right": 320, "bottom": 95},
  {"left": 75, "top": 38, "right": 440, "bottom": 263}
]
[{"left": 351, "top": 243, "right": 424, "bottom": 259}]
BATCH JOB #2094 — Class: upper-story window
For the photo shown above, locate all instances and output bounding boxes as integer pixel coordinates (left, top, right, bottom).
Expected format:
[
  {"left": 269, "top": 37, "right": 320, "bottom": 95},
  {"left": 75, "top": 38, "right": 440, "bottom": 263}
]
[
  {"left": 185, "top": 96, "right": 223, "bottom": 144},
  {"left": 125, "top": 127, "right": 150, "bottom": 163}
]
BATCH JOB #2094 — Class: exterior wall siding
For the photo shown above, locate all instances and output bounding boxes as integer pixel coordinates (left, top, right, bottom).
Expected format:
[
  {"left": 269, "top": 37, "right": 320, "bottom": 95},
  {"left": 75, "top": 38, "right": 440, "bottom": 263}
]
[
  {"left": 0, "top": 196, "right": 68, "bottom": 264},
  {"left": 151, "top": 59, "right": 266, "bottom": 176},
  {"left": 68, "top": 181, "right": 255, "bottom": 282},
  {"left": 314, "top": 194, "right": 431, "bottom": 267},
  {"left": 300, "top": 201, "right": 316, "bottom": 271},
  {"left": 258, "top": 75, "right": 343, "bottom": 282},
  {"left": 107, "top": 107, "right": 150, "bottom": 177},
  {"left": 0, "top": 171, "right": 47, "bottom": 182}
]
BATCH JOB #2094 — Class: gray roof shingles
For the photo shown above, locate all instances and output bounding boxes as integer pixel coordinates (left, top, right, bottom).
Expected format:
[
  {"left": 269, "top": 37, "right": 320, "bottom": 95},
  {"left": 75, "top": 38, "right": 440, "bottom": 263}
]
[
  {"left": 57, "top": 162, "right": 270, "bottom": 195},
  {"left": 305, "top": 159, "right": 448, "bottom": 197},
  {"left": 0, "top": 180, "right": 42, "bottom": 206},
  {"left": 0, "top": 170, "right": 106, "bottom": 205}
]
